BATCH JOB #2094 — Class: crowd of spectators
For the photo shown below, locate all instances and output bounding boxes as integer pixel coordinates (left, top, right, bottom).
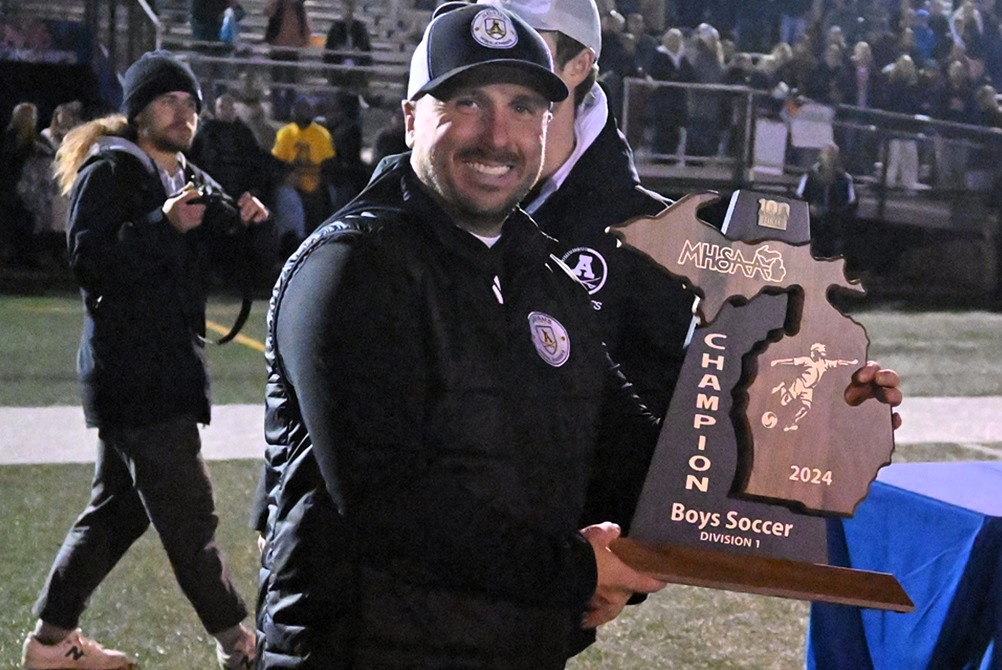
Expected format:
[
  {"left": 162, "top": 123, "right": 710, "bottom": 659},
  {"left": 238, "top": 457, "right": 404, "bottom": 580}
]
[
  {"left": 590, "top": 0, "right": 1002, "bottom": 177},
  {"left": 8, "top": 0, "right": 1002, "bottom": 272},
  {"left": 0, "top": 0, "right": 382, "bottom": 276},
  {"left": 0, "top": 76, "right": 382, "bottom": 281},
  {"left": 0, "top": 101, "right": 81, "bottom": 269}
]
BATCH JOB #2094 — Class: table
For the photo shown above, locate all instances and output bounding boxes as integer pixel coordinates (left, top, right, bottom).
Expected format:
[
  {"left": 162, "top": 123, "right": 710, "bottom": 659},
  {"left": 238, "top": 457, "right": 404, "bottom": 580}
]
[{"left": 806, "top": 461, "right": 1002, "bottom": 670}]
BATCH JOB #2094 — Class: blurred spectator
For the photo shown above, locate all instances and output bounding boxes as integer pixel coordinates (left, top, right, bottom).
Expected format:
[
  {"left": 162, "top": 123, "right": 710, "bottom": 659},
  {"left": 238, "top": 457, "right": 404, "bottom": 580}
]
[
  {"left": 796, "top": 142, "right": 857, "bottom": 258},
  {"left": 786, "top": 36, "right": 819, "bottom": 95},
  {"left": 318, "top": 90, "right": 368, "bottom": 211},
  {"left": 232, "top": 72, "right": 276, "bottom": 150},
  {"left": 973, "top": 84, "right": 1002, "bottom": 128},
  {"left": 191, "top": 92, "right": 281, "bottom": 286},
  {"left": 951, "top": 1, "right": 985, "bottom": 58},
  {"left": 751, "top": 42, "right": 794, "bottom": 96},
  {"left": 840, "top": 40, "right": 879, "bottom": 173},
  {"left": 324, "top": 0, "right": 372, "bottom": 93},
  {"left": 271, "top": 97, "right": 334, "bottom": 253},
  {"left": 824, "top": 24, "right": 848, "bottom": 54},
  {"left": 220, "top": 3, "right": 245, "bottom": 47},
  {"left": 640, "top": 0, "right": 665, "bottom": 36},
  {"left": 912, "top": 8, "right": 936, "bottom": 65},
  {"left": 189, "top": 0, "right": 238, "bottom": 94},
  {"left": 804, "top": 42, "right": 851, "bottom": 105},
  {"left": 0, "top": 106, "right": 37, "bottom": 263},
  {"left": 687, "top": 22, "right": 726, "bottom": 156},
  {"left": 934, "top": 59, "right": 976, "bottom": 125},
  {"left": 933, "top": 58, "right": 977, "bottom": 189},
  {"left": 928, "top": 0, "right": 954, "bottom": 64},
  {"left": 626, "top": 12, "right": 658, "bottom": 74},
  {"left": 40, "top": 101, "right": 83, "bottom": 262},
  {"left": 238, "top": 97, "right": 277, "bottom": 151},
  {"left": 190, "top": 0, "right": 231, "bottom": 42},
  {"left": 264, "top": 0, "right": 312, "bottom": 121},
  {"left": 967, "top": 50, "right": 990, "bottom": 86},
  {"left": 371, "top": 110, "right": 407, "bottom": 167},
  {"left": 984, "top": 16, "right": 1002, "bottom": 86},
  {"left": 598, "top": 10, "right": 638, "bottom": 116},
  {"left": 718, "top": 51, "right": 756, "bottom": 158},
  {"left": 970, "top": 84, "right": 1002, "bottom": 195},
  {"left": 41, "top": 100, "right": 83, "bottom": 150},
  {"left": 647, "top": 27, "right": 695, "bottom": 157},
  {"left": 748, "top": 51, "right": 790, "bottom": 120},
  {"left": 822, "top": 0, "right": 865, "bottom": 47},
  {"left": 865, "top": 17, "right": 899, "bottom": 69},
  {"left": 848, "top": 40, "right": 876, "bottom": 108},
  {"left": 1, "top": 102, "right": 51, "bottom": 266},
  {"left": 897, "top": 25, "right": 918, "bottom": 62},
  {"left": 190, "top": 93, "right": 274, "bottom": 198},
  {"left": 878, "top": 55, "right": 923, "bottom": 190},
  {"left": 778, "top": 0, "right": 813, "bottom": 46},
  {"left": 720, "top": 34, "right": 737, "bottom": 64}
]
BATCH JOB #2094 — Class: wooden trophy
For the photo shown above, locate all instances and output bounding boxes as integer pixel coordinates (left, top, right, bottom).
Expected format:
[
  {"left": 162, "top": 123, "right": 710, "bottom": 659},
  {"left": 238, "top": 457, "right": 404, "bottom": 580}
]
[{"left": 607, "top": 190, "right": 912, "bottom": 612}]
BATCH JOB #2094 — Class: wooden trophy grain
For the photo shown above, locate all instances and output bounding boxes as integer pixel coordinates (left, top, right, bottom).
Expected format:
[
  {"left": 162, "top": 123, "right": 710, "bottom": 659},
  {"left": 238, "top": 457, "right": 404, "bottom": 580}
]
[{"left": 607, "top": 190, "right": 912, "bottom": 612}]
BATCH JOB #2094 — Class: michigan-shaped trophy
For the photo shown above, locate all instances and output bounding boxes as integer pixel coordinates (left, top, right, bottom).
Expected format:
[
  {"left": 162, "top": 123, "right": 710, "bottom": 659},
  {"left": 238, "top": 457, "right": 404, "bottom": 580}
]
[{"left": 608, "top": 190, "right": 911, "bottom": 612}]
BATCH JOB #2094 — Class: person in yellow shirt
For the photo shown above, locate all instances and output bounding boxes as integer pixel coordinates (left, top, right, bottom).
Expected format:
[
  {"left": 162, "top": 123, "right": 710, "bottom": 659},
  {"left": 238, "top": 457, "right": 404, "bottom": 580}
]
[{"left": 271, "top": 96, "right": 335, "bottom": 247}]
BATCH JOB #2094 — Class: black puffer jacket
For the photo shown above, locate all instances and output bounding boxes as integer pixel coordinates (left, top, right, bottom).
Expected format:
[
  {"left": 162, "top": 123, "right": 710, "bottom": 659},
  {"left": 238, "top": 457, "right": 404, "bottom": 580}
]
[
  {"left": 67, "top": 139, "right": 222, "bottom": 428},
  {"left": 257, "top": 157, "right": 658, "bottom": 669}
]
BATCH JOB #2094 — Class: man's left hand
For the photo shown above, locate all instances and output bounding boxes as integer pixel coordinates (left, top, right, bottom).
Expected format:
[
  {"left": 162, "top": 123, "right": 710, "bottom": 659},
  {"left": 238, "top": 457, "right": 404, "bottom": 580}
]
[
  {"left": 845, "top": 361, "right": 902, "bottom": 430},
  {"left": 237, "top": 192, "right": 269, "bottom": 225}
]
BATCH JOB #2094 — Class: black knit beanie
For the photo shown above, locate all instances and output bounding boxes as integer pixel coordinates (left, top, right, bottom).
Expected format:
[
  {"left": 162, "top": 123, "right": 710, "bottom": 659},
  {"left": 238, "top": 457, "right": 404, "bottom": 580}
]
[{"left": 121, "top": 49, "right": 203, "bottom": 122}]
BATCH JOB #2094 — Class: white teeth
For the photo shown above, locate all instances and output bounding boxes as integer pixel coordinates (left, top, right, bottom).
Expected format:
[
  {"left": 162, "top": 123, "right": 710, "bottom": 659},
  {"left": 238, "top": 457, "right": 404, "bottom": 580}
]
[{"left": 470, "top": 162, "right": 510, "bottom": 176}]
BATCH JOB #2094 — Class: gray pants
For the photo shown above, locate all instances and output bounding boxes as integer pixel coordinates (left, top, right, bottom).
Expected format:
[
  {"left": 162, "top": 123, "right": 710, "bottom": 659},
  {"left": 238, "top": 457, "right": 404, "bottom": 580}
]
[{"left": 33, "top": 415, "right": 248, "bottom": 634}]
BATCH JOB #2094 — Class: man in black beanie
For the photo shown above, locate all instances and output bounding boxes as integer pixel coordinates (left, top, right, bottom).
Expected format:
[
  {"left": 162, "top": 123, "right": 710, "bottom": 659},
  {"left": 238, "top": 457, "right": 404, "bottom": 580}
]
[{"left": 21, "top": 49, "right": 267, "bottom": 670}]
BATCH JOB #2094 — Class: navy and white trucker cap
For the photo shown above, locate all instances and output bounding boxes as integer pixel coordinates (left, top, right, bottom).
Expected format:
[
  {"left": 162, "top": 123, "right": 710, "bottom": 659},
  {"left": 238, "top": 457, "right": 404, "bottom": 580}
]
[{"left": 407, "top": 2, "right": 568, "bottom": 102}]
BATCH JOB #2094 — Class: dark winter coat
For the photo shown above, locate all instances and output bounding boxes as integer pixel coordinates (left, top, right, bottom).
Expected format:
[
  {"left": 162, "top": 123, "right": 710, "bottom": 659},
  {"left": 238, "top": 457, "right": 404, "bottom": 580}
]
[
  {"left": 256, "top": 156, "right": 659, "bottom": 669},
  {"left": 66, "top": 140, "right": 225, "bottom": 428},
  {"left": 528, "top": 103, "right": 693, "bottom": 426}
]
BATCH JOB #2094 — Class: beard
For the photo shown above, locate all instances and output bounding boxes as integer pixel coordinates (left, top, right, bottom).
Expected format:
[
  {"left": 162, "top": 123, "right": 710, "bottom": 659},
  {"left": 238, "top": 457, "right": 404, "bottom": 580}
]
[{"left": 147, "top": 124, "right": 194, "bottom": 153}]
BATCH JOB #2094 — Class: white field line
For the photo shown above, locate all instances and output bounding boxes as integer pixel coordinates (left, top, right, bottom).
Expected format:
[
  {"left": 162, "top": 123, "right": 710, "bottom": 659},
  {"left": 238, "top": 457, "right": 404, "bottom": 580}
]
[{"left": 1, "top": 397, "right": 1001, "bottom": 464}]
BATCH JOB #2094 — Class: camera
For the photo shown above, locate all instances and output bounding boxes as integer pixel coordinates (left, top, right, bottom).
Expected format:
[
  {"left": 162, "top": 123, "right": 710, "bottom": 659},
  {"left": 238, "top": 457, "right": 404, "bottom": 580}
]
[{"left": 188, "top": 178, "right": 242, "bottom": 235}]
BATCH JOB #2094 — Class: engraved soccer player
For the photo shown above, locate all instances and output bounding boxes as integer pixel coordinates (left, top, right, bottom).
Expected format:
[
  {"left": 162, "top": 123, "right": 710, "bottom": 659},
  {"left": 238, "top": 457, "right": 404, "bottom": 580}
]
[{"left": 770, "top": 343, "right": 859, "bottom": 430}]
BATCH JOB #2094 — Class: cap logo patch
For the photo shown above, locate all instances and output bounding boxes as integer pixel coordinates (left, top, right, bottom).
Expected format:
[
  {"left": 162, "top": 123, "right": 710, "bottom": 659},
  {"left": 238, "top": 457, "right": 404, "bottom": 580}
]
[
  {"left": 471, "top": 8, "right": 518, "bottom": 49},
  {"left": 560, "top": 247, "right": 608, "bottom": 295},
  {"left": 528, "top": 311, "right": 570, "bottom": 367}
]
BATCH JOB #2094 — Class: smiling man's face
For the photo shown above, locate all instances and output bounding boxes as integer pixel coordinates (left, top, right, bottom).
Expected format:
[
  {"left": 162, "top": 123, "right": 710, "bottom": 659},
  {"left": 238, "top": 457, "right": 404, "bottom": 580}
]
[{"left": 404, "top": 67, "right": 551, "bottom": 236}]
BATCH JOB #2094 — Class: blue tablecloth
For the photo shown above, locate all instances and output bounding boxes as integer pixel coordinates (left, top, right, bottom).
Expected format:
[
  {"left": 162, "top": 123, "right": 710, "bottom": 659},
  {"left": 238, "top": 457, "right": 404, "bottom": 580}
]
[{"left": 807, "top": 461, "right": 1002, "bottom": 670}]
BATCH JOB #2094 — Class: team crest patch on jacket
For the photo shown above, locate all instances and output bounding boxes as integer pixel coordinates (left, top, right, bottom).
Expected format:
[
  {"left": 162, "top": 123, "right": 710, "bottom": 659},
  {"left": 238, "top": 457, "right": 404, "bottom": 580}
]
[
  {"left": 528, "top": 311, "right": 570, "bottom": 367},
  {"left": 560, "top": 247, "right": 608, "bottom": 295}
]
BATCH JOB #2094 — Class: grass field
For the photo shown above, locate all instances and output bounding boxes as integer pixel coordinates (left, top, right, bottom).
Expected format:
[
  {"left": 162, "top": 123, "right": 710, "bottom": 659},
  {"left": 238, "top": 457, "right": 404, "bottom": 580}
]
[{"left": 1, "top": 292, "right": 1000, "bottom": 668}]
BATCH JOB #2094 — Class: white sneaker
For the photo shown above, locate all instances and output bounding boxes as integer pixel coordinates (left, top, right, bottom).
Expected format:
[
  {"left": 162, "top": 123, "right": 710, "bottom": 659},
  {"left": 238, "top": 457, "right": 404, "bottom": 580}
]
[
  {"left": 215, "top": 625, "right": 256, "bottom": 670},
  {"left": 22, "top": 629, "right": 135, "bottom": 670}
]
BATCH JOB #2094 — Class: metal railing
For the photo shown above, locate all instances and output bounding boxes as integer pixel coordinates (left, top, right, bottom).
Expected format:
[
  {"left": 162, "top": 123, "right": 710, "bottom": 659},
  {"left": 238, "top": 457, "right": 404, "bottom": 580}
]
[{"left": 623, "top": 77, "right": 1002, "bottom": 233}]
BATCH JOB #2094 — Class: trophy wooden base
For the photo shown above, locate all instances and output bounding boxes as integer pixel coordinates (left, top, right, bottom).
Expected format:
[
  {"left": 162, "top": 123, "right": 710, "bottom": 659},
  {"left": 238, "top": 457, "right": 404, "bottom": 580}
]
[{"left": 611, "top": 537, "right": 913, "bottom": 613}]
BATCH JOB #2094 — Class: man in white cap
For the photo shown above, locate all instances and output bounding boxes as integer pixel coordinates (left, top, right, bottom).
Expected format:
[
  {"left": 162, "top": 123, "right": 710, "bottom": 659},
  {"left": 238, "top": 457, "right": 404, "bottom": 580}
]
[
  {"left": 255, "top": 3, "right": 668, "bottom": 668},
  {"left": 481, "top": 0, "right": 693, "bottom": 530},
  {"left": 483, "top": 0, "right": 693, "bottom": 420}
]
